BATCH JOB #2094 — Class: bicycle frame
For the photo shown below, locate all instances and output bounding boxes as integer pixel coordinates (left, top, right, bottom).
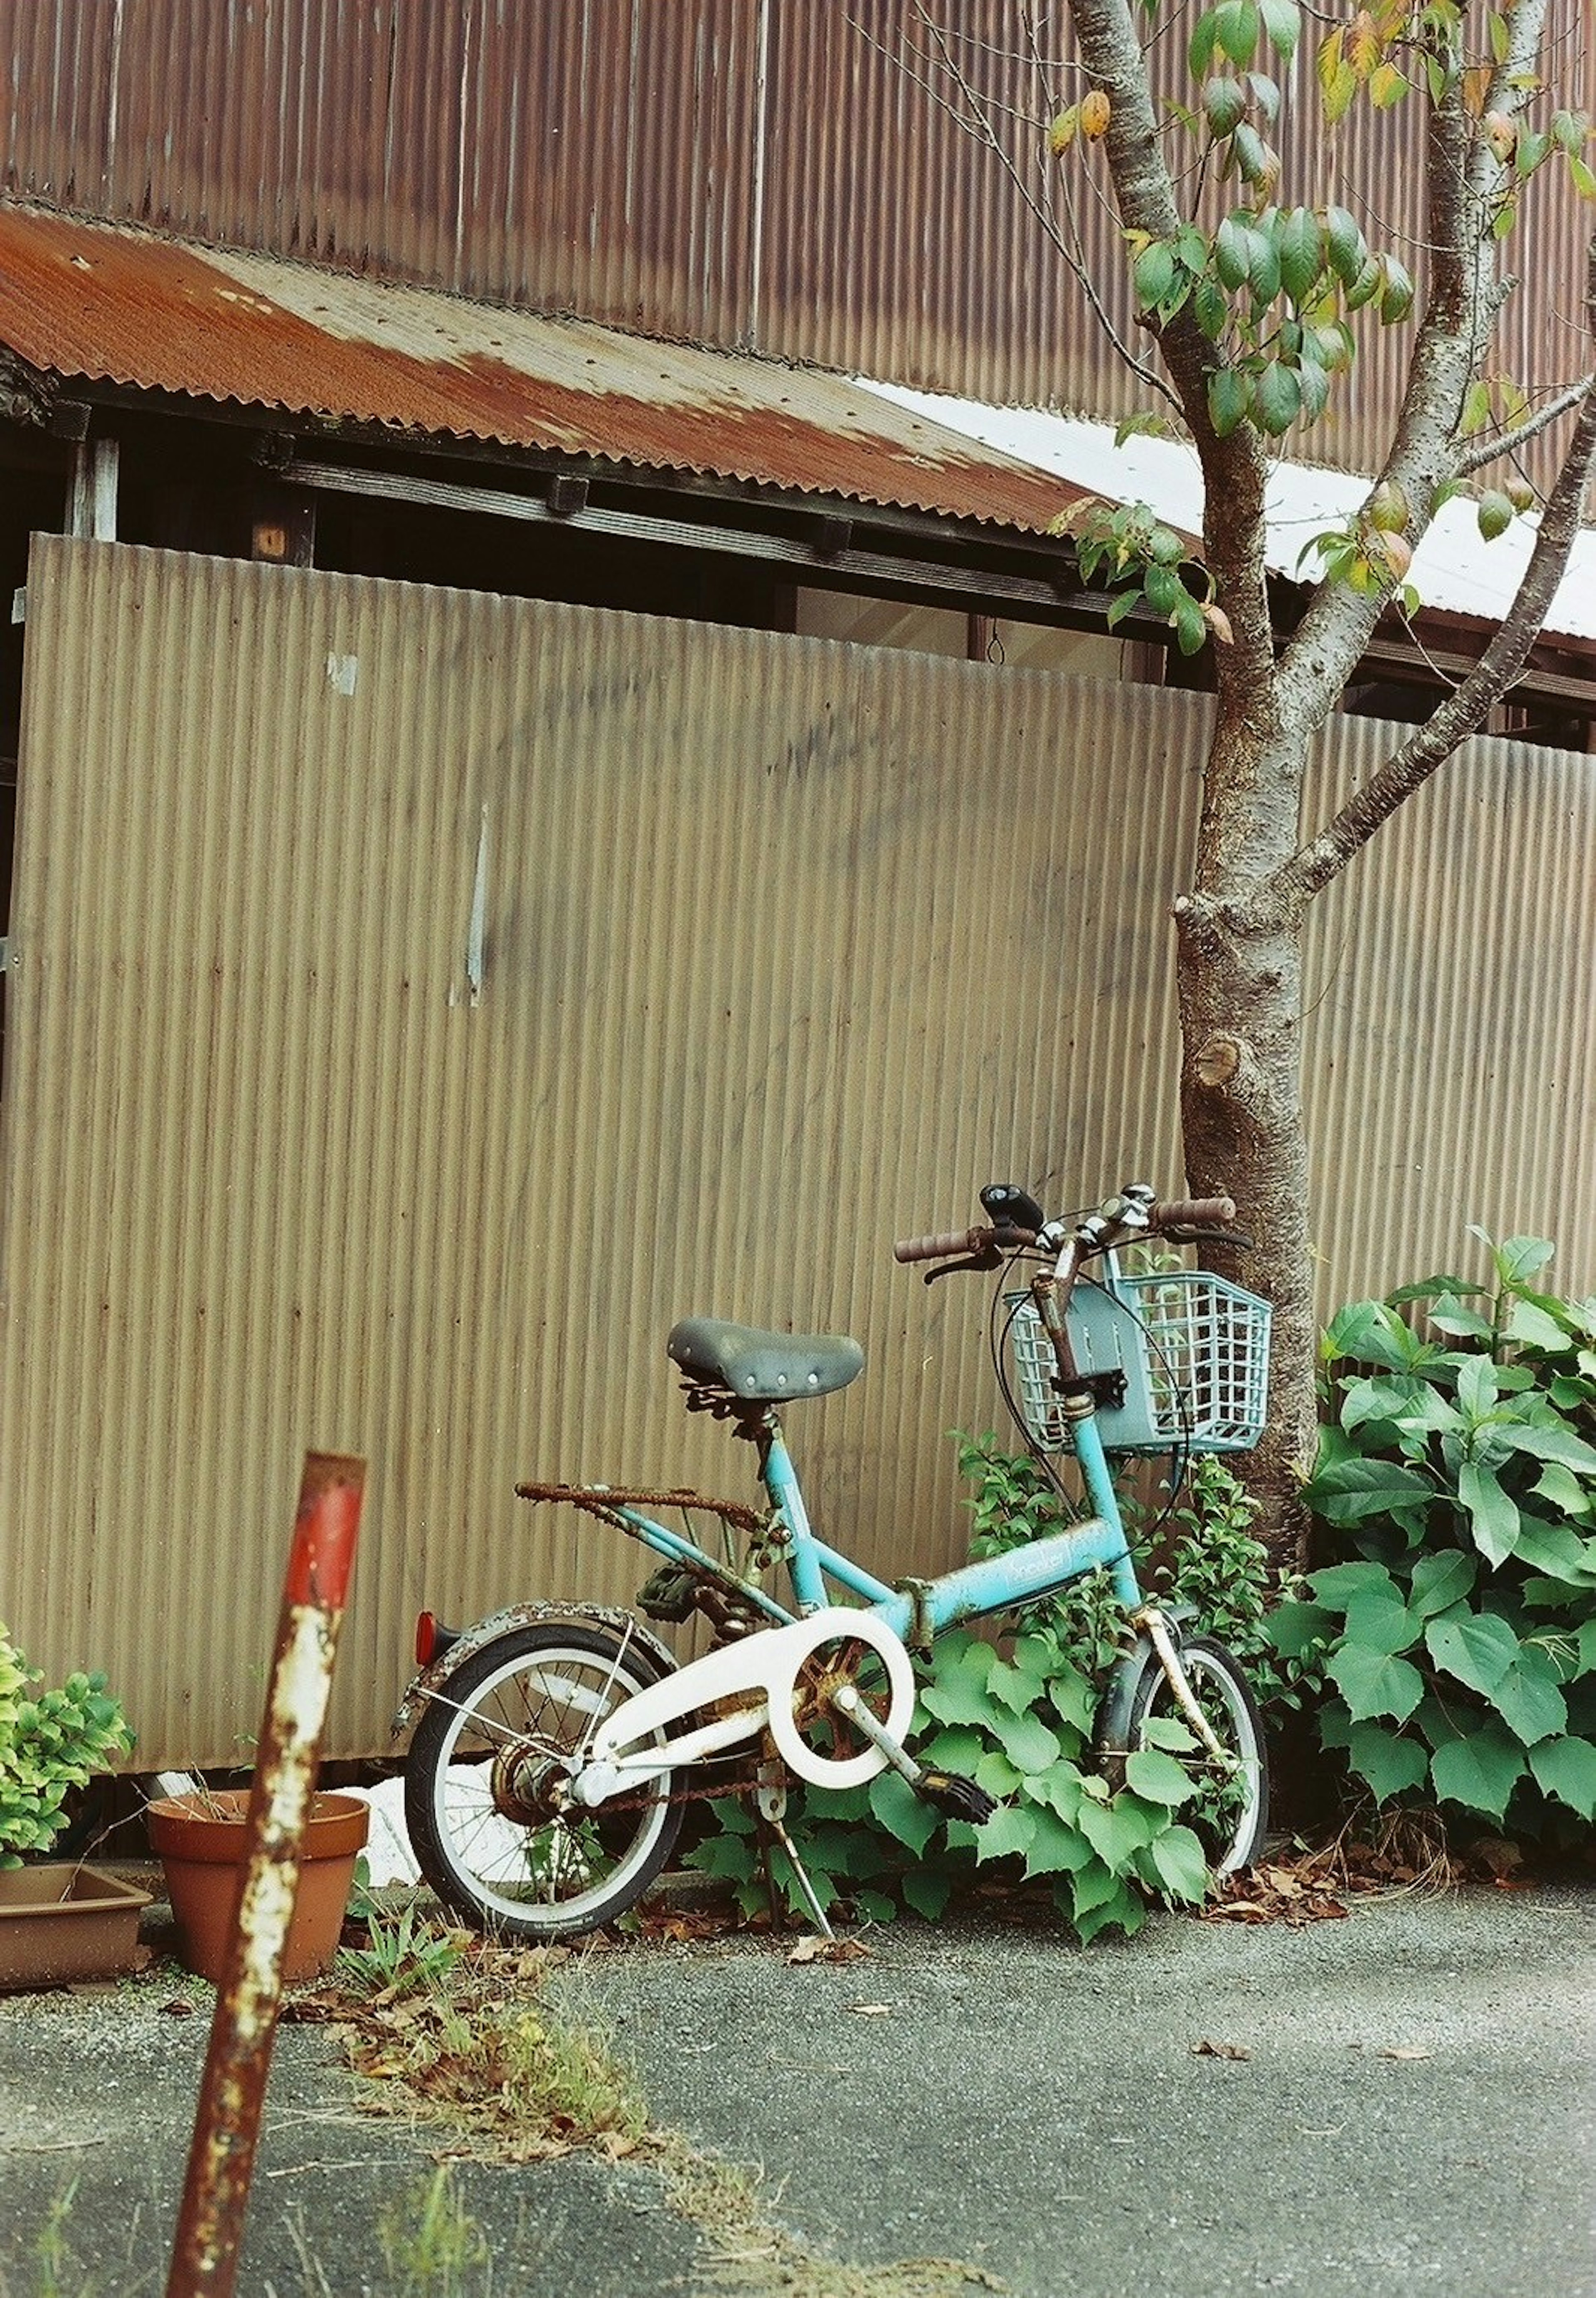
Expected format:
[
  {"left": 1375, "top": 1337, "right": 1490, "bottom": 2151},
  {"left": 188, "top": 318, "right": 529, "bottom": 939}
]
[{"left": 560, "top": 1401, "right": 1143, "bottom": 1648}]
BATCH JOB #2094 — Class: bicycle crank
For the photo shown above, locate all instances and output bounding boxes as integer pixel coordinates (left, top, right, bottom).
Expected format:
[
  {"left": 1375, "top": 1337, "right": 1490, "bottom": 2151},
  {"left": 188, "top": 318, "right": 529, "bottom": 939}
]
[{"left": 566, "top": 1606, "right": 917, "bottom": 1807}]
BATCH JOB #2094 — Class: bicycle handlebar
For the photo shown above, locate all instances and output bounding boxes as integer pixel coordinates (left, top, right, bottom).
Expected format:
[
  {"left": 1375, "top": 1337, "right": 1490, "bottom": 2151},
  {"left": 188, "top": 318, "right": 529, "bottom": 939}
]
[
  {"left": 893, "top": 1191, "right": 1247, "bottom": 1267},
  {"left": 1150, "top": 1195, "right": 1237, "bottom": 1231},
  {"left": 894, "top": 1226, "right": 993, "bottom": 1264}
]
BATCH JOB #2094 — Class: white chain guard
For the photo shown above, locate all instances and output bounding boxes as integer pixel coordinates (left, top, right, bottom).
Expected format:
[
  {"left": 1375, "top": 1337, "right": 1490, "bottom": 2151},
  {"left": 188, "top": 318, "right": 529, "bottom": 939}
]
[{"left": 580, "top": 1606, "right": 915, "bottom": 1795}]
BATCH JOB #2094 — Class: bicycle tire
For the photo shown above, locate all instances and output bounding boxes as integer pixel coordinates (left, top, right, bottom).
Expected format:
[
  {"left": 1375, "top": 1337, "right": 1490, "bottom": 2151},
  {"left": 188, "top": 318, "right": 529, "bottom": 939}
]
[
  {"left": 1103, "top": 1635, "right": 1268, "bottom": 1877},
  {"left": 404, "top": 1619, "right": 684, "bottom": 1940}
]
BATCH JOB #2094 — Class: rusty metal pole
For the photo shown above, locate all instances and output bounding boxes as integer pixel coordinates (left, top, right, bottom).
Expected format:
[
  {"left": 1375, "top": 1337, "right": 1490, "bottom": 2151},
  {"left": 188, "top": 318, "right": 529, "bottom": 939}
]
[{"left": 166, "top": 1451, "right": 365, "bottom": 2298}]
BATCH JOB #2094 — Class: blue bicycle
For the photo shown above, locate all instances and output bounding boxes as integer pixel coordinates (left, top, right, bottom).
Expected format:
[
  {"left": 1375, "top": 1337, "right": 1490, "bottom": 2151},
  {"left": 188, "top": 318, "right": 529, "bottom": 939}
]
[{"left": 398, "top": 1180, "right": 1272, "bottom": 1937}]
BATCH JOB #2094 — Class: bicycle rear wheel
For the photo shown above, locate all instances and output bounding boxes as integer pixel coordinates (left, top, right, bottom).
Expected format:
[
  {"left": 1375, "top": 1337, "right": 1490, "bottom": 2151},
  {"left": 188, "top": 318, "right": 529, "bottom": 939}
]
[
  {"left": 404, "top": 1619, "right": 683, "bottom": 1940},
  {"left": 1102, "top": 1635, "right": 1268, "bottom": 1877}
]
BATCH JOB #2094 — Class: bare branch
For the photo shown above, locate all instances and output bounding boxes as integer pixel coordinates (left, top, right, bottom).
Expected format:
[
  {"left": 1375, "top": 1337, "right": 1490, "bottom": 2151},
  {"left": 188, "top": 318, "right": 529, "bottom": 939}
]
[
  {"left": 865, "top": 5, "right": 1179, "bottom": 404},
  {"left": 1458, "top": 377, "right": 1594, "bottom": 476}
]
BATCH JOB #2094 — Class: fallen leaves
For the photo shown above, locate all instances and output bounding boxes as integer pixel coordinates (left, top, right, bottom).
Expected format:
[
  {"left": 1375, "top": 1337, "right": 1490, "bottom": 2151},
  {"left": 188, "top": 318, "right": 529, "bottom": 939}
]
[
  {"left": 1201, "top": 1858, "right": 1351, "bottom": 1927},
  {"left": 786, "top": 1934, "right": 872, "bottom": 1966},
  {"left": 1191, "top": 2038, "right": 1251, "bottom": 2062}
]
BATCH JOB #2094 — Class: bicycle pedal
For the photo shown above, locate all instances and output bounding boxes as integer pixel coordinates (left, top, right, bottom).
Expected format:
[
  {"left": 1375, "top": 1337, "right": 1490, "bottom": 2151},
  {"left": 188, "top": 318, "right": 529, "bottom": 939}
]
[{"left": 919, "top": 1770, "right": 998, "bottom": 1825}]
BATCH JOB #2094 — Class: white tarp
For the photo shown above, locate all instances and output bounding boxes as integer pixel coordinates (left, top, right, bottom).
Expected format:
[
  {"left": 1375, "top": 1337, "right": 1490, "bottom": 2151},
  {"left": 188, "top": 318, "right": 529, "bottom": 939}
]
[{"left": 859, "top": 380, "right": 1596, "bottom": 642}]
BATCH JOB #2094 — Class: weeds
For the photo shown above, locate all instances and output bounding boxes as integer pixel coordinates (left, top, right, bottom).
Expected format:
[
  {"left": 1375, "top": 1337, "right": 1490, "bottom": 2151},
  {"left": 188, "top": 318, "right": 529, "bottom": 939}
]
[
  {"left": 377, "top": 2167, "right": 491, "bottom": 2298},
  {"left": 337, "top": 1900, "right": 467, "bottom": 1999},
  {"left": 30, "top": 2180, "right": 89, "bottom": 2298}
]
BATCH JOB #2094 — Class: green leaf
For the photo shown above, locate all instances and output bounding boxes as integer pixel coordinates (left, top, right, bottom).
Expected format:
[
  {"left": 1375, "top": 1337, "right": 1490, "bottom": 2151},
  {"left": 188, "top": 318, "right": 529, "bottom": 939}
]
[
  {"left": 987, "top": 1651, "right": 1053, "bottom": 1715},
  {"left": 1327, "top": 1642, "right": 1426, "bottom": 1725},
  {"left": 1310, "top": 1559, "right": 1402, "bottom": 1608},
  {"left": 1407, "top": 1550, "right": 1478, "bottom": 1618},
  {"left": 900, "top": 1866, "right": 953, "bottom": 1921},
  {"left": 1509, "top": 1518, "right": 1596, "bottom": 1584},
  {"left": 1344, "top": 254, "right": 1384, "bottom": 310},
  {"left": 1073, "top": 1875, "right": 1146, "bottom": 1944},
  {"left": 975, "top": 1801, "right": 1037, "bottom": 1865},
  {"left": 1021, "top": 1758, "right": 1087, "bottom": 1823},
  {"left": 1530, "top": 1463, "right": 1594, "bottom": 1523},
  {"left": 1233, "top": 121, "right": 1270, "bottom": 185},
  {"left": 1424, "top": 1606, "right": 1519, "bottom": 1696},
  {"left": 1203, "top": 76, "right": 1247, "bottom": 138},
  {"left": 1507, "top": 1299, "right": 1574, "bottom": 1352},
  {"left": 1133, "top": 238, "right": 1179, "bottom": 312},
  {"left": 1490, "top": 1646, "right": 1567, "bottom": 1745},
  {"left": 1143, "top": 1823, "right": 1212, "bottom": 1902},
  {"left": 1022, "top": 1805, "right": 1096, "bottom": 1879},
  {"left": 920, "top": 1725, "right": 986, "bottom": 1778},
  {"left": 1429, "top": 1723, "right": 1526, "bottom": 1820},
  {"left": 1214, "top": 215, "right": 1252, "bottom": 291},
  {"left": 1307, "top": 1455, "right": 1435, "bottom": 1525},
  {"left": 1268, "top": 1598, "right": 1336, "bottom": 1658},
  {"left": 1258, "top": 0, "right": 1299, "bottom": 62},
  {"left": 1124, "top": 1748, "right": 1198, "bottom": 1805},
  {"left": 1322, "top": 204, "right": 1367, "bottom": 285},
  {"left": 919, "top": 1633, "right": 998, "bottom": 1726},
  {"left": 868, "top": 1768, "right": 940, "bottom": 1856},
  {"left": 1276, "top": 206, "right": 1323, "bottom": 303},
  {"left": 1488, "top": 1232, "right": 1557, "bottom": 1287},
  {"left": 1527, "top": 1735, "right": 1596, "bottom": 1820},
  {"left": 1190, "top": 11, "right": 1222, "bottom": 77},
  {"left": 1379, "top": 257, "right": 1415, "bottom": 324},
  {"left": 1341, "top": 1587, "right": 1423, "bottom": 1655},
  {"left": 1500, "top": 1418, "right": 1596, "bottom": 1475},
  {"left": 1458, "top": 1460, "right": 1520, "bottom": 1565},
  {"left": 1345, "top": 1720, "right": 1431, "bottom": 1803},
  {"left": 1477, "top": 490, "right": 1515, "bottom": 541},
  {"left": 991, "top": 1708, "right": 1063, "bottom": 1774},
  {"left": 1077, "top": 1793, "right": 1160, "bottom": 1870},
  {"left": 1214, "top": 0, "right": 1261, "bottom": 67},
  {"left": 1207, "top": 366, "right": 1252, "bottom": 438},
  {"left": 1246, "top": 225, "right": 1282, "bottom": 303},
  {"left": 1193, "top": 273, "right": 1231, "bottom": 340}
]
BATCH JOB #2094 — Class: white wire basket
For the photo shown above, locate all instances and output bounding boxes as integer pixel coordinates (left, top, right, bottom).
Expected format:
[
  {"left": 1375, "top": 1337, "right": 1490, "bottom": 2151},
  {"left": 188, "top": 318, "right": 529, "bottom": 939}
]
[{"left": 1005, "top": 1270, "right": 1271, "bottom": 1456}]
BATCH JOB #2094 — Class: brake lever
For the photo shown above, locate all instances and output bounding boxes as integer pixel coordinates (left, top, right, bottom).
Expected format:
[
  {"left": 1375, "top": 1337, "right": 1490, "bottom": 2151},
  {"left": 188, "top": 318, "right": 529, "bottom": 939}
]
[
  {"left": 1163, "top": 1223, "right": 1256, "bottom": 1250},
  {"left": 924, "top": 1245, "right": 1004, "bottom": 1284}
]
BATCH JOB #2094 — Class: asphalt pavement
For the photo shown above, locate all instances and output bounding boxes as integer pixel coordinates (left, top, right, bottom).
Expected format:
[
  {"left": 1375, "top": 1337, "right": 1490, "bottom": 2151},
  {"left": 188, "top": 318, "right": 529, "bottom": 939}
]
[{"left": 0, "top": 1881, "right": 1591, "bottom": 2296}]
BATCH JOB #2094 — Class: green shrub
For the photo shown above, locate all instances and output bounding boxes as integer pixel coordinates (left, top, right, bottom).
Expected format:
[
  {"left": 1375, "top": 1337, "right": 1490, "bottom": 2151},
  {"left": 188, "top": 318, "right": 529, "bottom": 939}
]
[
  {"left": 682, "top": 1434, "right": 1292, "bottom": 1938},
  {"left": 0, "top": 1622, "right": 135, "bottom": 1867},
  {"left": 1278, "top": 1232, "right": 1596, "bottom": 1840}
]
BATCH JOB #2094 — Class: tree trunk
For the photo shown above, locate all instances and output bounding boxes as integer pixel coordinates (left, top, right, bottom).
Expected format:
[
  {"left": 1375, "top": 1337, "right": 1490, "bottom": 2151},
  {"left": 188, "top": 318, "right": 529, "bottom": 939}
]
[{"left": 1174, "top": 891, "right": 1318, "bottom": 1573}]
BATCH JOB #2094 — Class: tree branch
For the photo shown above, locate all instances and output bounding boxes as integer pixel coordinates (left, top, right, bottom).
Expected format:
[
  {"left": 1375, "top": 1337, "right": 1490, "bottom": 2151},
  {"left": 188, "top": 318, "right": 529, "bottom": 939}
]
[
  {"left": 1272, "top": 234, "right": 1596, "bottom": 911},
  {"left": 1458, "top": 376, "right": 1594, "bottom": 475},
  {"left": 1274, "top": 0, "right": 1552, "bottom": 735}
]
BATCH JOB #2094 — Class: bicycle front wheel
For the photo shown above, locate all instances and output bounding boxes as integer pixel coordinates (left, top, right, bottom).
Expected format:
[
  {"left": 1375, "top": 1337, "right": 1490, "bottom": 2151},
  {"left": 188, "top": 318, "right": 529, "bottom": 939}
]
[
  {"left": 404, "top": 1620, "right": 684, "bottom": 1940},
  {"left": 1106, "top": 1635, "right": 1268, "bottom": 1878}
]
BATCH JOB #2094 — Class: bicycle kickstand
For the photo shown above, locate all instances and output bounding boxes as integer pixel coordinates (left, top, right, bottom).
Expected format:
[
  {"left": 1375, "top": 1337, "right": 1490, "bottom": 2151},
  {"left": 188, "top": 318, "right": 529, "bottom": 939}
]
[{"left": 756, "top": 1766, "right": 836, "bottom": 1940}]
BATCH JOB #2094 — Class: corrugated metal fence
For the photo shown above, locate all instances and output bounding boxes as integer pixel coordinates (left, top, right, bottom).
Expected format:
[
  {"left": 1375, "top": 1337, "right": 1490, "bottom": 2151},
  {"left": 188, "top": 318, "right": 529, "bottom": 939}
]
[{"left": 1, "top": 539, "right": 1591, "bottom": 1761}]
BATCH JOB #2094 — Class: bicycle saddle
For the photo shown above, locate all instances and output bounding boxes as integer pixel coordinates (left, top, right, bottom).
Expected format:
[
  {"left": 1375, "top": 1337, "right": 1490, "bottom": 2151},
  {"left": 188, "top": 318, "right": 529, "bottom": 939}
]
[{"left": 667, "top": 1318, "right": 864, "bottom": 1401}]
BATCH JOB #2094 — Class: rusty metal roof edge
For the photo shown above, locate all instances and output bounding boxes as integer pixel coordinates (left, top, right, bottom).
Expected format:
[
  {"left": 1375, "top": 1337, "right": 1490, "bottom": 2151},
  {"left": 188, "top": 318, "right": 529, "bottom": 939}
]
[{"left": 0, "top": 200, "right": 1097, "bottom": 541}]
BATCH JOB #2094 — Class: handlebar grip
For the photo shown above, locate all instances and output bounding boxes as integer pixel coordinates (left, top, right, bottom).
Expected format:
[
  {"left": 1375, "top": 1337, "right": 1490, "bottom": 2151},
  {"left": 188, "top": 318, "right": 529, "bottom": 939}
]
[
  {"left": 1149, "top": 1195, "right": 1238, "bottom": 1231},
  {"left": 894, "top": 1225, "right": 990, "bottom": 1264}
]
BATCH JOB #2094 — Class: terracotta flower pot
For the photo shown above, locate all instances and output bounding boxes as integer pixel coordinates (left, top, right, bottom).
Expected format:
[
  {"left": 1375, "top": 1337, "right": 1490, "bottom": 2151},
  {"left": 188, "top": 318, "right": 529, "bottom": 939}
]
[{"left": 147, "top": 1788, "right": 369, "bottom": 1986}]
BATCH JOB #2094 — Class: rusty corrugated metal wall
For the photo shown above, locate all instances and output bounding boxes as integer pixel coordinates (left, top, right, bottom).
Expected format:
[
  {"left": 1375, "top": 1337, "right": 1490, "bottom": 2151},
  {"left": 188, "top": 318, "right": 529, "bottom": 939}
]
[
  {"left": 1, "top": 0, "right": 1588, "bottom": 479},
  {"left": 4, "top": 539, "right": 1593, "bottom": 1764}
]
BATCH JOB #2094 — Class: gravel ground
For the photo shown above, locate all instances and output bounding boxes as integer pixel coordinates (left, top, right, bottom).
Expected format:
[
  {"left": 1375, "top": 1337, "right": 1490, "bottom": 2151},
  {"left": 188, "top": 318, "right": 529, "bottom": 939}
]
[{"left": 0, "top": 1882, "right": 1592, "bottom": 2296}]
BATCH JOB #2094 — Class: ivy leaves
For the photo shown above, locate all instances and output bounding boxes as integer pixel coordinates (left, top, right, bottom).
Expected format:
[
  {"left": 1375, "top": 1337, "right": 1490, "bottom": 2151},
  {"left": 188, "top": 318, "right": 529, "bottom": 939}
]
[{"left": 1291, "top": 1234, "right": 1596, "bottom": 1836}]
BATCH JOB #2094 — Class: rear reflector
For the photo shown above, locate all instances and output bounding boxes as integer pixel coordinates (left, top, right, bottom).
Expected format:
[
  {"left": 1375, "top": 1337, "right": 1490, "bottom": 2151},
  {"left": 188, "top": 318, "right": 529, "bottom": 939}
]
[{"left": 414, "top": 1611, "right": 460, "bottom": 1667}]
